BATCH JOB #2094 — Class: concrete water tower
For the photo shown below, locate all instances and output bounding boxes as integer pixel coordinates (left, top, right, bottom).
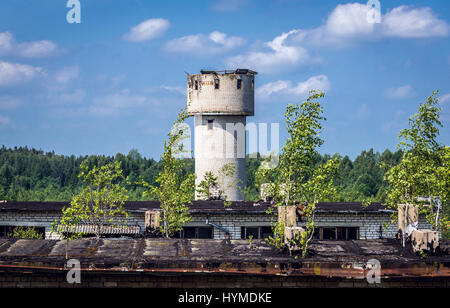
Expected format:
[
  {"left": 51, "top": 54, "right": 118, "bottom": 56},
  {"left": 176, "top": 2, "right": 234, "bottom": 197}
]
[{"left": 187, "top": 69, "right": 257, "bottom": 201}]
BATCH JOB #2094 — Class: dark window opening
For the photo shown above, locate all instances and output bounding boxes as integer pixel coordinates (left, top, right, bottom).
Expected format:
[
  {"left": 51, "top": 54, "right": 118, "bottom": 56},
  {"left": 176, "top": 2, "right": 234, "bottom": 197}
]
[
  {"left": 241, "top": 226, "right": 273, "bottom": 239},
  {"left": 245, "top": 227, "right": 259, "bottom": 239},
  {"left": 214, "top": 79, "right": 220, "bottom": 89},
  {"left": 234, "top": 130, "right": 237, "bottom": 157},
  {"left": 207, "top": 120, "right": 214, "bottom": 130},
  {"left": 0, "top": 226, "right": 14, "bottom": 237},
  {"left": 312, "top": 228, "right": 320, "bottom": 240},
  {"left": 237, "top": 79, "right": 242, "bottom": 89},
  {"left": 322, "top": 227, "right": 337, "bottom": 240},
  {"left": 261, "top": 226, "right": 273, "bottom": 239},
  {"left": 317, "top": 227, "right": 359, "bottom": 241},
  {"left": 180, "top": 227, "right": 213, "bottom": 239},
  {"left": 347, "top": 227, "right": 358, "bottom": 240},
  {"left": 378, "top": 225, "right": 383, "bottom": 239},
  {"left": 195, "top": 80, "right": 198, "bottom": 90},
  {"left": 252, "top": 78, "right": 254, "bottom": 90}
]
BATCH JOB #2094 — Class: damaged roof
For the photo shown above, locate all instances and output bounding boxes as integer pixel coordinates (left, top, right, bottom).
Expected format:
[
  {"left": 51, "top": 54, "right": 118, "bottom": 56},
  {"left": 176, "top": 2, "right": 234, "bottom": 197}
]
[
  {"left": 0, "top": 238, "right": 448, "bottom": 278},
  {"left": 0, "top": 201, "right": 392, "bottom": 214}
]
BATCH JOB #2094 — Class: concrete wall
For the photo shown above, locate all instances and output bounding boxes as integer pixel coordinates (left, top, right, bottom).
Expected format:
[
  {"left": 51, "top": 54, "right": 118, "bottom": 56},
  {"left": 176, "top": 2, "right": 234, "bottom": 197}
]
[
  {"left": 187, "top": 72, "right": 255, "bottom": 116},
  {"left": 1, "top": 270, "right": 447, "bottom": 288},
  {"left": 194, "top": 115, "right": 246, "bottom": 201}
]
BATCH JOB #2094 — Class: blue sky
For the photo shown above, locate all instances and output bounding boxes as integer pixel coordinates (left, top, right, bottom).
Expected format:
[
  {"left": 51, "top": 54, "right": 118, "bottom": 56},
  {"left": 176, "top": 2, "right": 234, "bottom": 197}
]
[{"left": 0, "top": 0, "right": 449, "bottom": 160}]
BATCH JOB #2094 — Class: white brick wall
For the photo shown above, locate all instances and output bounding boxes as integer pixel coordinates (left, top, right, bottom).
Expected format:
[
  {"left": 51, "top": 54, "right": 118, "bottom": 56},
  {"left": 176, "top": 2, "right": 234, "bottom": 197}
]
[
  {"left": 0, "top": 211, "right": 144, "bottom": 240},
  {"left": 0, "top": 210, "right": 434, "bottom": 240}
]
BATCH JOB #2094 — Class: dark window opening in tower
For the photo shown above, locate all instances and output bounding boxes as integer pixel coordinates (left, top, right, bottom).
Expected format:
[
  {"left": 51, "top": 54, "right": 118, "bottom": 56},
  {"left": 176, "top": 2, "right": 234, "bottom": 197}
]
[
  {"left": 195, "top": 80, "right": 198, "bottom": 90},
  {"left": 251, "top": 78, "right": 254, "bottom": 90},
  {"left": 237, "top": 79, "right": 242, "bottom": 89},
  {"left": 234, "top": 130, "right": 238, "bottom": 157},
  {"left": 208, "top": 120, "right": 214, "bottom": 130},
  {"left": 214, "top": 79, "right": 220, "bottom": 89}
]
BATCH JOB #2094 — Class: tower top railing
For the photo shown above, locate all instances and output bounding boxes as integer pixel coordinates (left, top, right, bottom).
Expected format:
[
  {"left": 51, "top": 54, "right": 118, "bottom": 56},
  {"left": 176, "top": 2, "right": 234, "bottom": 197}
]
[{"left": 198, "top": 69, "right": 258, "bottom": 76}]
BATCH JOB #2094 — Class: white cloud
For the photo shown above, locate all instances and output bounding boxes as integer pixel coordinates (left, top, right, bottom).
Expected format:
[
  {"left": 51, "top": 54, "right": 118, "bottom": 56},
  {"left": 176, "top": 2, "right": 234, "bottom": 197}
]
[
  {"left": 90, "top": 89, "right": 147, "bottom": 116},
  {"left": 0, "top": 96, "right": 21, "bottom": 109},
  {"left": 58, "top": 89, "right": 87, "bottom": 104},
  {"left": 256, "top": 80, "right": 291, "bottom": 98},
  {"left": 325, "top": 3, "right": 376, "bottom": 38},
  {"left": 227, "top": 30, "right": 318, "bottom": 73},
  {"left": 439, "top": 93, "right": 450, "bottom": 105},
  {"left": 123, "top": 18, "right": 170, "bottom": 42},
  {"left": 160, "top": 85, "right": 185, "bottom": 96},
  {"left": 211, "top": 0, "right": 251, "bottom": 12},
  {"left": 165, "top": 31, "right": 245, "bottom": 54},
  {"left": 0, "top": 32, "right": 14, "bottom": 54},
  {"left": 256, "top": 75, "right": 331, "bottom": 100},
  {"left": 385, "top": 85, "right": 416, "bottom": 99},
  {"left": 0, "top": 115, "right": 11, "bottom": 127},
  {"left": 288, "top": 3, "right": 449, "bottom": 47},
  {"left": 382, "top": 6, "right": 449, "bottom": 38},
  {"left": 55, "top": 66, "right": 80, "bottom": 84},
  {"left": 0, "top": 31, "right": 60, "bottom": 58},
  {"left": 17, "top": 40, "right": 59, "bottom": 58},
  {"left": 356, "top": 103, "right": 369, "bottom": 120},
  {"left": 0, "top": 60, "right": 45, "bottom": 86}
]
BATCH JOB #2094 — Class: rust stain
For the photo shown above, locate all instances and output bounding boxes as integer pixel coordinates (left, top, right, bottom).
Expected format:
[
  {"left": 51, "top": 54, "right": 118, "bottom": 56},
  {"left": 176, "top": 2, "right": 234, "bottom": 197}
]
[{"left": 0, "top": 262, "right": 448, "bottom": 278}]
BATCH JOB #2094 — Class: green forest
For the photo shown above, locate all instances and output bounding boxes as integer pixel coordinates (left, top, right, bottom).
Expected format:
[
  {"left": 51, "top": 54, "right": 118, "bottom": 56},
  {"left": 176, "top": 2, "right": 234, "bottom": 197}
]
[{"left": 0, "top": 145, "right": 402, "bottom": 203}]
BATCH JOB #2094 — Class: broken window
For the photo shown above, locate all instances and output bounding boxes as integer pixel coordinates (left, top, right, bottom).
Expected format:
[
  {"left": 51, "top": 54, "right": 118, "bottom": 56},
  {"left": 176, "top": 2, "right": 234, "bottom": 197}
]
[
  {"left": 214, "top": 79, "right": 220, "bottom": 89},
  {"left": 0, "top": 226, "right": 14, "bottom": 237},
  {"left": 182, "top": 227, "right": 213, "bottom": 239},
  {"left": 347, "top": 227, "right": 359, "bottom": 240},
  {"left": 237, "top": 79, "right": 242, "bottom": 89},
  {"left": 318, "top": 227, "right": 359, "bottom": 240},
  {"left": 241, "top": 226, "right": 273, "bottom": 239},
  {"left": 312, "top": 228, "right": 320, "bottom": 240},
  {"left": 0, "top": 226, "right": 45, "bottom": 238},
  {"left": 261, "top": 226, "right": 273, "bottom": 239},
  {"left": 322, "top": 227, "right": 337, "bottom": 240}
]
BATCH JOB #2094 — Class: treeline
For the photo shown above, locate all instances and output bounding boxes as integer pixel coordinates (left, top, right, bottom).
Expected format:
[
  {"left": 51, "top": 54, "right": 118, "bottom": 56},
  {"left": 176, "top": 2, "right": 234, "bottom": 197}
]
[{"left": 0, "top": 146, "right": 402, "bottom": 202}]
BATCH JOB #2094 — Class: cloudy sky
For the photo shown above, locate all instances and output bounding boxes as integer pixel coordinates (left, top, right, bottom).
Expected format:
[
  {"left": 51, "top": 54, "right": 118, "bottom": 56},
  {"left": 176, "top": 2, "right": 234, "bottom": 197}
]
[{"left": 0, "top": 0, "right": 449, "bottom": 159}]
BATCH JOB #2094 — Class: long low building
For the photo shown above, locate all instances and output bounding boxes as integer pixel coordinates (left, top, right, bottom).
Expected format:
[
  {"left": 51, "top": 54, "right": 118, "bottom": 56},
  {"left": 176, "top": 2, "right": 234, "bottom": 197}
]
[{"left": 0, "top": 201, "right": 433, "bottom": 240}]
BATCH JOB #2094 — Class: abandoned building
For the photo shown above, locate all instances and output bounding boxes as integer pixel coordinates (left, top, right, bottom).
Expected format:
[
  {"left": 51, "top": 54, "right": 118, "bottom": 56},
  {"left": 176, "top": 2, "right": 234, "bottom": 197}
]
[
  {"left": 0, "top": 200, "right": 434, "bottom": 241},
  {"left": 0, "top": 68, "right": 447, "bottom": 288}
]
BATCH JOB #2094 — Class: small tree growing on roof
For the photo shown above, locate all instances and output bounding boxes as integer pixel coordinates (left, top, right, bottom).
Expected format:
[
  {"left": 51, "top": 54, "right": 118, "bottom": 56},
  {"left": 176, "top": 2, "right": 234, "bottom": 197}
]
[
  {"left": 137, "top": 107, "right": 195, "bottom": 238},
  {"left": 384, "top": 91, "right": 449, "bottom": 240},
  {"left": 52, "top": 161, "right": 130, "bottom": 240},
  {"left": 266, "top": 90, "right": 339, "bottom": 258}
]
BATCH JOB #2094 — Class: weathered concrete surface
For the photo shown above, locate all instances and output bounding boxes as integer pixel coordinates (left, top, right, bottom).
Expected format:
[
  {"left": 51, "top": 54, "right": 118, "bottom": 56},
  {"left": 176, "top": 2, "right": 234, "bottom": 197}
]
[{"left": 0, "top": 238, "right": 448, "bottom": 280}]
